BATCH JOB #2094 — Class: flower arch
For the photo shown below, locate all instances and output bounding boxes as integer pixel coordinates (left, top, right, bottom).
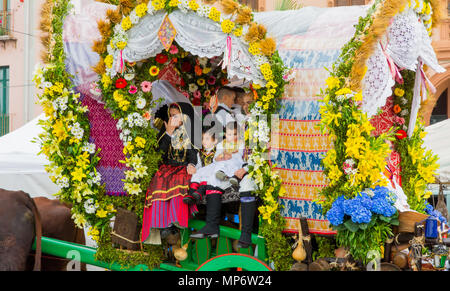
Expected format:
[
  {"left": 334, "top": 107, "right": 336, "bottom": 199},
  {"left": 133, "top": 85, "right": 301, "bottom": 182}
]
[{"left": 37, "top": 0, "right": 292, "bottom": 269}]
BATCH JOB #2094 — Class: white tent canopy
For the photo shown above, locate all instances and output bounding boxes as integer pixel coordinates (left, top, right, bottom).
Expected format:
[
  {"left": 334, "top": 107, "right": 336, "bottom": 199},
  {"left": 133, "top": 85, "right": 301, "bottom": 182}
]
[
  {"left": 424, "top": 119, "right": 450, "bottom": 182},
  {"left": 0, "top": 114, "right": 59, "bottom": 198}
]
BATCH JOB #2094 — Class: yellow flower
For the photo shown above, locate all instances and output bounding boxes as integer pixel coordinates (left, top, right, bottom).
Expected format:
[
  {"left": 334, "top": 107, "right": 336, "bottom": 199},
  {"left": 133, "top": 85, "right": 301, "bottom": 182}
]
[
  {"left": 335, "top": 87, "right": 352, "bottom": 96},
  {"left": 248, "top": 42, "right": 261, "bottom": 55},
  {"left": 104, "top": 55, "right": 114, "bottom": 69},
  {"left": 135, "top": 136, "right": 146, "bottom": 148},
  {"left": 135, "top": 3, "right": 148, "bottom": 17},
  {"left": 203, "top": 67, "right": 212, "bottom": 74},
  {"left": 96, "top": 209, "right": 108, "bottom": 218},
  {"left": 116, "top": 41, "right": 127, "bottom": 50},
  {"left": 121, "top": 16, "right": 132, "bottom": 31},
  {"left": 354, "top": 92, "right": 363, "bottom": 102},
  {"left": 197, "top": 78, "right": 206, "bottom": 86},
  {"left": 152, "top": 0, "right": 165, "bottom": 10},
  {"left": 221, "top": 19, "right": 235, "bottom": 34},
  {"left": 325, "top": 76, "right": 340, "bottom": 90},
  {"left": 394, "top": 88, "right": 405, "bottom": 97},
  {"left": 101, "top": 74, "right": 112, "bottom": 88},
  {"left": 169, "top": 0, "right": 180, "bottom": 7},
  {"left": 209, "top": 7, "right": 221, "bottom": 22},
  {"left": 71, "top": 167, "right": 86, "bottom": 182},
  {"left": 188, "top": 0, "right": 199, "bottom": 11},
  {"left": 52, "top": 120, "right": 69, "bottom": 142},
  {"left": 233, "top": 26, "right": 243, "bottom": 37},
  {"left": 149, "top": 66, "right": 160, "bottom": 77}
]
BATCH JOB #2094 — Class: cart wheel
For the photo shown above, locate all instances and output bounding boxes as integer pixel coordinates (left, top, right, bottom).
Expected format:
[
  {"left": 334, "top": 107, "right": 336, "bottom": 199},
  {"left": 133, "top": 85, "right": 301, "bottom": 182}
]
[{"left": 195, "top": 253, "right": 272, "bottom": 271}]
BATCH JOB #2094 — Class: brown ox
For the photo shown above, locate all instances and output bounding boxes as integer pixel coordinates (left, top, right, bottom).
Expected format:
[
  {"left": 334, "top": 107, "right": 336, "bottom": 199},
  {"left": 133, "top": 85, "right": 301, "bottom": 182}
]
[
  {"left": 26, "top": 197, "right": 87, "bottom": 271},
  {"left": 0, "top": 189, "right": 42, "bottom": 271}
]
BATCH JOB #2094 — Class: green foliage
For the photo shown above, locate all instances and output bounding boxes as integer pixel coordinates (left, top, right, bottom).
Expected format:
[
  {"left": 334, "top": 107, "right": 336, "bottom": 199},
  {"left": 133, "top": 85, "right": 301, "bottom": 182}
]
[{"left": 313, "top": 236, "right": 336, "bottom": 260}]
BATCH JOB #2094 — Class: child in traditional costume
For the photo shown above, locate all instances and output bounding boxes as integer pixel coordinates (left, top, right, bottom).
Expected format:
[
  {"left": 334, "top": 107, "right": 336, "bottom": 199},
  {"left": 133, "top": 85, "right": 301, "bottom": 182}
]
[
  {"left": 189, "top": 121, "right": 245, "bottom": 239},
  {"left": 141, "top": 103, "right": 198, "bottom": 244},
  {"left": 183, "top": 127, "right": 217, "bottom": 206}
]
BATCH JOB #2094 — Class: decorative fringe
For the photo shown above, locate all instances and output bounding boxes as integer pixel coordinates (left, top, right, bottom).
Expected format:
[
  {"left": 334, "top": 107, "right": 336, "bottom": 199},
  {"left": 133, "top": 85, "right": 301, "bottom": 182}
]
[
  {"left": 93, "top": 57, "right": 106, "bottom": 75},
  {"left": 98, "top": 19, "right": 112, "bottom": 39},
  {"left": 259, "top": 37, "right": 276, "bottom": 56},
  {"left": 106, "top": 8, "right": 122, "bottom": 24},
  {"left": 235, "top": 6, "right": 252, "bottom": 25},
  {"left": 39, "top": 0, "right": 55, "bottom": 64},
  {"left": 244, "top": 22, "right": 267, "bottom": 43},
  {"left": 220, "top": 0, "right": 239, "bottom": 15},
  {"left": 119, "top": 0, "right": 135, "bottom": 16},
  {"left": 429, "top": 0, "right": 441, "bottom": 28},
  {"left": 349, "top": 0, "right": 409, "bottom": 91}
]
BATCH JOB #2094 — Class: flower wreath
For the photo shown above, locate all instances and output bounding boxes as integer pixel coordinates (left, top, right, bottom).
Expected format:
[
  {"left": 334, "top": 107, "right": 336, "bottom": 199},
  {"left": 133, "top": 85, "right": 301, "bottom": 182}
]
[{"left": 317, "top": 0, "right": 440, "bottom": 263}]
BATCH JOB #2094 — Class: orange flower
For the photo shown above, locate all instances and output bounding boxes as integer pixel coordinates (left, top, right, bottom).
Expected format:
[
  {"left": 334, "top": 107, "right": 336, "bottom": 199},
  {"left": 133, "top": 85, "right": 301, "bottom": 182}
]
[
  {"left": 393, "top": 104, "right": 401, "bottom": 114},
  {"left": 194, "top": 65, "right": 203, "bottom": 76},
  {"left": 221, "top": 79, "right": 229, "bottom": 86}
]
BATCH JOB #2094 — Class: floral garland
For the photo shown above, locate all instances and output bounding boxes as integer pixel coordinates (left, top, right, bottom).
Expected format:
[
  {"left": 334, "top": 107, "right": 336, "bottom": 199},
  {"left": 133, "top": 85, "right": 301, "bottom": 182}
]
[
  {"left": 318, "top": 0, "right": 440, "bottom": 263},
  {"left": 34, "top": 0, "right": 116, "bottom": 237},
  {"left": 391, "top": 71, "right": 439, "bottom": 212},
  {"left": 92, "top": 0, "right": 293, "bottom": 270}
]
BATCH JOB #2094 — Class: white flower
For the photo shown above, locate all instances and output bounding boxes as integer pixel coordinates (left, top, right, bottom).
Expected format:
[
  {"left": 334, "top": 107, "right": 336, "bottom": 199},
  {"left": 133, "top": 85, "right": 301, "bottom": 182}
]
[
  {"left": 56, "top": 176, "right": 70, "bottom": 188},
  {"left": 129, "top": 10, "right": 140, "bottom": 24},
  {"left": 198, "top": 57, "right": 208, "bottom": 67},
  {"left": 189, "top": 83, "right": 198, "bottom": 93},
  {"left": 124, "top": 73, "right": 135, "bottom": 81},
  {"left": 178, "top": 0, "right": 190, "bottom": 13},
  {"left": 82, "top": 142, "right": 96, "bottom": 154},
  {"left": 117, "top": 118, "right": 125, "bottom": 130},
  {"left": 70, "top": 122, "right": 84, "bottom": 140},
  {"left": 197, "top": 4, "right": 211, "bottom": 18},
  {"left": 43, "top": 81, "right": 53, "bottom": 88},
  {"left": 136, "top": 97, "right": 146, "bottom": 109}
]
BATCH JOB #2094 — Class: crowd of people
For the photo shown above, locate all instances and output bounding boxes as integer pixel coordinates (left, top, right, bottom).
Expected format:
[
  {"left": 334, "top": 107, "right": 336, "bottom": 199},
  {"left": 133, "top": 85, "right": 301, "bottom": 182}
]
[{"left": 141, "top": 87, "right": 258, "bottom": 249}]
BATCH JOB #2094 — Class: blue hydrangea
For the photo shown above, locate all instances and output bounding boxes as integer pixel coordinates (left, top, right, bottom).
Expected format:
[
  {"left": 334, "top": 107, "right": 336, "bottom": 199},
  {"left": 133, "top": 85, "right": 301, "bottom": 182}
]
[
  {"left": 326, "top": 205, "right": 344, "bottom": 226},
  {"left": 351, "top": 205, "right": 372, "bottom": 224},
  {"left": 371, "top": 198, "right": 396, "bottom": 217},
  {"left": 424, "top": 203, "right": 447, "bottom": 224},
  {"left": 343, "top": 199, "right": 362, "bottom": 216},
  {"left": 354, "top": 193, "right": 373, "bottom": 210}
]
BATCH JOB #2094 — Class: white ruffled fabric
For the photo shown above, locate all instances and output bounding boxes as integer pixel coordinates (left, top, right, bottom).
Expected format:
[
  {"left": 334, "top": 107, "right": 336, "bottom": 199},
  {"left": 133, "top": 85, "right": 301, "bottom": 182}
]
[
  {"left": 361, "top": 7, "right": 445, "bottom": 118},
  {"left": 121, "top": 10, "right": 266, "bottom": 86}
]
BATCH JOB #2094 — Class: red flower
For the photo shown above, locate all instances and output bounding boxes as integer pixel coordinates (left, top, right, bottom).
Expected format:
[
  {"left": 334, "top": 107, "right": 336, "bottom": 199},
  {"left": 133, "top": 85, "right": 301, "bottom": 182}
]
[
  {"left": 395, "top": 129, "right": 407, "bottom": 140},
  {"left": 181, "top": 61, "right": 192, "bottom": 73},
  {"left": 115, "top": 78, "right": 127, "bottom": 89},
  {"left": 155, "top": 53, "right": 168, "bottom": 64},
  {"left": 180, "top": 79, "right": 186, "bottom": 87}
]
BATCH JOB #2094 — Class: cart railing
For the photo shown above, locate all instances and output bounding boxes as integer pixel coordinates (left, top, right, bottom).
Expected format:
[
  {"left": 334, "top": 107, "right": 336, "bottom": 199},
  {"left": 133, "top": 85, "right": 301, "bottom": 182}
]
[{"left": 31, "top": 219, "right": 267, "bottom": 271}]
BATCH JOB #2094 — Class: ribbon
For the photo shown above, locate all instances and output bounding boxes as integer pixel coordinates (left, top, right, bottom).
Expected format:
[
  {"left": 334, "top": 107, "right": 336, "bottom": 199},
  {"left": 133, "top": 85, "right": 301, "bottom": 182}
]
[
  {"left": 407, "top": 58, "right": 436, "bottom": 137},
  {"left": 115, "top": 50, "right": 125, "bottom": 74},
  {"left": 380, "top": 41, "right": 404, "bottom": 84},
  {"left": 222, "top": 36, "right": 232, "bottom": 71}
]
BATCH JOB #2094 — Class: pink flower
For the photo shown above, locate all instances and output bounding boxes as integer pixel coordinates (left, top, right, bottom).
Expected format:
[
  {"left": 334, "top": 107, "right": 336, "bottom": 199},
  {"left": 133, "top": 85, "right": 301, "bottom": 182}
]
[
  {"left": 128, "top": 85, "right": 138, "bottom": 94},
  {"left": 182, "top": 92, "right": 190, "bottom": 99},
  {"left": 169, "top": 45, "right": 179, "bottom": 55},
  {"left": 207, "top": 76, "right": 216, "bottom": 85},
  {"left": 141, "top": 81, "right": 152, "bottom": 93},
  {"left": 193, "top": 90, "right": 201, "bottom": 99}
]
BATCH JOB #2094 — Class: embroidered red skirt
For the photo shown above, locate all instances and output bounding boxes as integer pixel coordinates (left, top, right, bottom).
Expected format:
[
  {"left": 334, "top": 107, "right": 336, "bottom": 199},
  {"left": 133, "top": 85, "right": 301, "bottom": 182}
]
[{"left": 141, "top": 164, "right": 198, "bottom": 242}]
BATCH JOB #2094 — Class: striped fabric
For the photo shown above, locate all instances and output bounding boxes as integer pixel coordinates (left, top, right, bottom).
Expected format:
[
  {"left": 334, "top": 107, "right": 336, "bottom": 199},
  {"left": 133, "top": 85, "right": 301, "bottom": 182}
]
[{"left": 257, "top": 6, "right": 369, "bottom": 234}]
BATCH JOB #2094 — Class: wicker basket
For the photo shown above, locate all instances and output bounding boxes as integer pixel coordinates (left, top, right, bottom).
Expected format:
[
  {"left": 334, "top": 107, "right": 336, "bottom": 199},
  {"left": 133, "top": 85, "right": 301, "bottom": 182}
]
[{"left": 398, "top": 211, "right": 429, "bottom": 233}]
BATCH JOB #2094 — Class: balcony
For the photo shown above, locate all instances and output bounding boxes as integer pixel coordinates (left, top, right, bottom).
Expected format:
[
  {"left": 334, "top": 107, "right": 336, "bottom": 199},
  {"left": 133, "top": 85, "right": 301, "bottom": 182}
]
[
  {"left": 0, "top": 10, "right": 11, "bottom": 37},
  {"left": 0, "top": 113, "right": 9, "bottom": 136}
]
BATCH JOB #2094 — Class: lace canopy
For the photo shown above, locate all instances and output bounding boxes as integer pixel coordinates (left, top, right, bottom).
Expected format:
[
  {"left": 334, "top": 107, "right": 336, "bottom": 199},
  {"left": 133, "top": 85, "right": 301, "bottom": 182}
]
[
  {"left": 116, "top": 10, "right": 266, "bottom": 87},
  {"left": 361, "top": 8, "right": 445, "bottom": 117}
]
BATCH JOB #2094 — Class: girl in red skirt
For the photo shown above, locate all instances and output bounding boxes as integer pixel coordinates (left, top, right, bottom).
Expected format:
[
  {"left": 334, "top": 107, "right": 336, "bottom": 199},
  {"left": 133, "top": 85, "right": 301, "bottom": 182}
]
[{"left": 141, "top": 103, "right": 198, "bottom": 244}]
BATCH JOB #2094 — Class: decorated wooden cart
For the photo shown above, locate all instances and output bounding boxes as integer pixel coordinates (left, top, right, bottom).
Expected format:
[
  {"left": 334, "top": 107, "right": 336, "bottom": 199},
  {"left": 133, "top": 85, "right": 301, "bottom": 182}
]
[{"left": 33, "top": 0, "right": 448, "bottom": 271}]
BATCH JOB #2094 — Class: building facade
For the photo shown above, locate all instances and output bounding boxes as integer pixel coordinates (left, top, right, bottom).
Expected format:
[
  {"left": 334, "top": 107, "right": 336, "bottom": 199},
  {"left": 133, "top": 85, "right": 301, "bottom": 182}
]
[{"left": 0, "top": 0, "right": 44, "bottom": 136}]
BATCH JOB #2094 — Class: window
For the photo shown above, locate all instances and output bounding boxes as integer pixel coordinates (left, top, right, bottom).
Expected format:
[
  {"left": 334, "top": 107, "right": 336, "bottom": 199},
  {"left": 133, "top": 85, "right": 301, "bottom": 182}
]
[
  {"left": 334, "top": 0, "right": 366, "bottom": 6},
  {"left": 0, "top": 66, "right": 9, "bottom": 136},
  {"left": 0, "top": 0, "right": 11, "bottom": 36}
]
